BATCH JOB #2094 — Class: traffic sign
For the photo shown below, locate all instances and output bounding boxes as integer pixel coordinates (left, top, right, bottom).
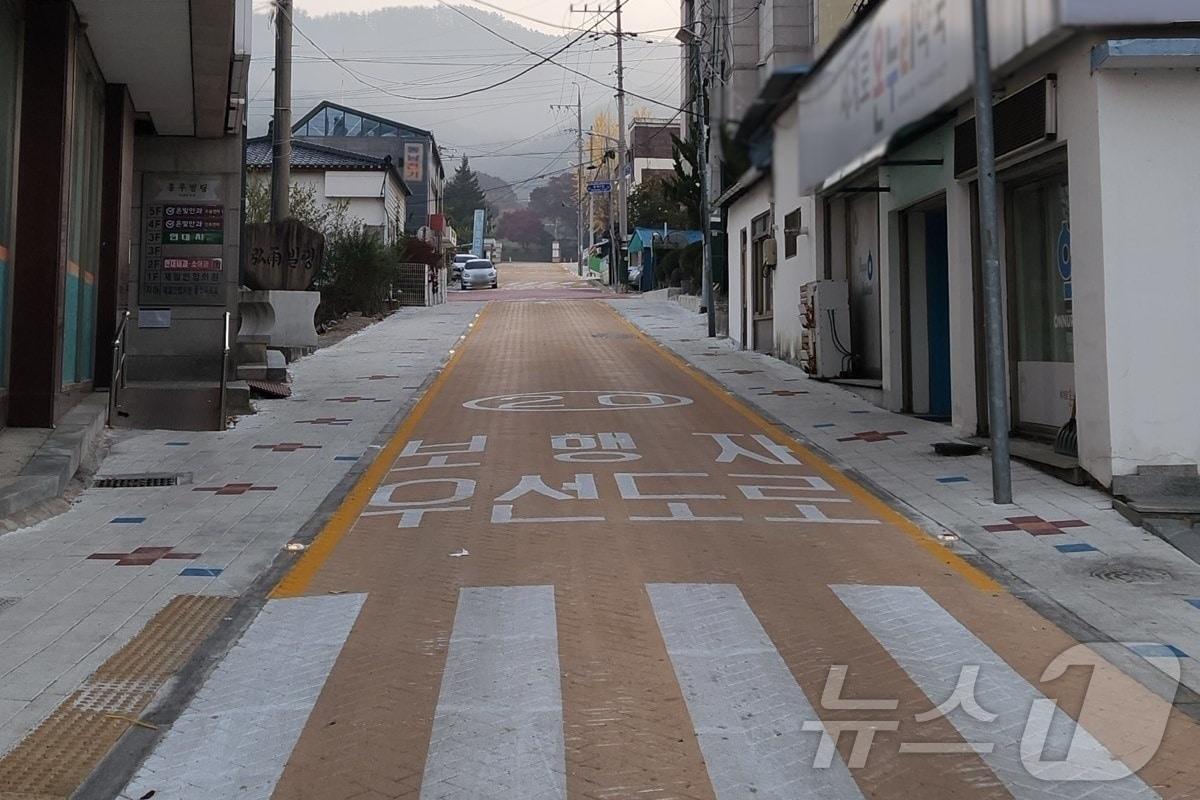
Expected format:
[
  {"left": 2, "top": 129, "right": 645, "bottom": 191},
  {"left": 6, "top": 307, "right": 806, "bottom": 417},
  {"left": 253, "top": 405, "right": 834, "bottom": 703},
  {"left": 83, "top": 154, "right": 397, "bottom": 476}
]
[{"left": 586, "top": 181, "right": 612, "bottom": 194}]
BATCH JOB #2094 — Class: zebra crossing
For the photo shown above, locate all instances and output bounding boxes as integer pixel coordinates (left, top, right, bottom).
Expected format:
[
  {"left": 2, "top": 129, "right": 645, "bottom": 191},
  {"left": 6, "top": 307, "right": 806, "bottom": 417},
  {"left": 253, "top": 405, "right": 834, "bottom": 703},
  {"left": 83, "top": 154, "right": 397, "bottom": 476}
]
[{"left": 120, "top": 586, "right": 1162, "bottom": 800}]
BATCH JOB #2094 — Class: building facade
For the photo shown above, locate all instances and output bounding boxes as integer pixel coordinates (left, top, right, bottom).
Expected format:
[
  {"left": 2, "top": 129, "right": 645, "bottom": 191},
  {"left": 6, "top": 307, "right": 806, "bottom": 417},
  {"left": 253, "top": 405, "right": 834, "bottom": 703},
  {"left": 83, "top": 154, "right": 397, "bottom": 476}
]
[
  {"left": 291, "top": 101, "right": 445, "bottom": 236},
  {"left": 722, "top": 0, "right": 1200, "bottom": 487},
  {"left": 628, "top": 117, "right": 681, "bottom": 187},
  {"left": 0, "top": 0, "right": 250, "bottom": 431},
  {"left": 245, "top": 139, "right": 409, "bottom": 243}
]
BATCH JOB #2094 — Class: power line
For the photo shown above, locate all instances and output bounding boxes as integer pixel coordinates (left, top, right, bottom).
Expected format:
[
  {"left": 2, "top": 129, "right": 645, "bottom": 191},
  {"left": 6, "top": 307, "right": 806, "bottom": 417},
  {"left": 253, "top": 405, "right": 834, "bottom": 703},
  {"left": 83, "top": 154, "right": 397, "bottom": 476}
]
[{"left": 273, "top": 0, "right": 616, "bottom": 103}]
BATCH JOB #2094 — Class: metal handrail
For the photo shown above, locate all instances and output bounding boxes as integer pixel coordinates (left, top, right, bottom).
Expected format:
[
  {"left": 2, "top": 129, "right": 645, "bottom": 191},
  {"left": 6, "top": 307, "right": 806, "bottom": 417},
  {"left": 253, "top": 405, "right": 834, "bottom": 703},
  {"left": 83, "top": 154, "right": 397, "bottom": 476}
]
[
  {"left": 107, "top": 310, "right": 131, "bottom": 426},
  {"left": 218, "top": 311, "right": 231, "bottom": 429}
]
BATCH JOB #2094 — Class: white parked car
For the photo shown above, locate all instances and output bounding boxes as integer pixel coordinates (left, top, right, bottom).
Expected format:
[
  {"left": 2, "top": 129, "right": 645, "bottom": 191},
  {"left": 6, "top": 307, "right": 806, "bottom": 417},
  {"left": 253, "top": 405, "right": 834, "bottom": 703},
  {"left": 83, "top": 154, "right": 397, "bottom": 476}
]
[
  {"left": 451, "top": 253, "right": 479, "bottom": 279},
  {"left": 460, "top": 259, "right": 498, "bottom": 290}
]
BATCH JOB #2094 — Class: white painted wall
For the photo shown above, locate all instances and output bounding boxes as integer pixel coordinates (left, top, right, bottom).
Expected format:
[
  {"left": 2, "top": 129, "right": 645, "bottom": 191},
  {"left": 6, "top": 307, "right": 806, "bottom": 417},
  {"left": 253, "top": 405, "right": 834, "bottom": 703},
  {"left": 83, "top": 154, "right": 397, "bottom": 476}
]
[
  {"left": 248, "top": 168, "right": 406, "bottom": 243},
  {"left": 724, "top": 178, "right": 773, "bottom": 350},
  {"left": 771, "top": 103, "right": 819, "bottom": 365},
  {"left": 1094, "top": 66, "right": 1200, "bottom": 480},
  {"left": 633, "top": 157, "right": 674, "bottom": 185}
]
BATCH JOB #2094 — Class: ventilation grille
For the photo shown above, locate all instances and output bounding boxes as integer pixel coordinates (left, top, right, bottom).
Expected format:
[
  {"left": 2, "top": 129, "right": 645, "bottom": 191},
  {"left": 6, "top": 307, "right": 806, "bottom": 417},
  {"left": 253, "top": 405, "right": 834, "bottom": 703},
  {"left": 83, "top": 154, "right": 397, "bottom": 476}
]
[
  {"left": 955, "top": 77, "right": 1056, "bottom": 177},
  {"left": 93, "top": 472, "right": 188, "bottom": 488}
]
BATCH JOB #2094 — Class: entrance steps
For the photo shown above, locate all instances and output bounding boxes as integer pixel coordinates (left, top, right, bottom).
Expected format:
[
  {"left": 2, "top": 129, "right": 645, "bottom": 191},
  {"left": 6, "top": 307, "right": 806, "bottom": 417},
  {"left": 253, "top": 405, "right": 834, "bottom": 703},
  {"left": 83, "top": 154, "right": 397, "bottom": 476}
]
[
  {"left": 112, "top": 381, "right": 250, "bottom": 431},
  {"left": 1112, "top": 464, "right": 1200, "bottom": 564}
]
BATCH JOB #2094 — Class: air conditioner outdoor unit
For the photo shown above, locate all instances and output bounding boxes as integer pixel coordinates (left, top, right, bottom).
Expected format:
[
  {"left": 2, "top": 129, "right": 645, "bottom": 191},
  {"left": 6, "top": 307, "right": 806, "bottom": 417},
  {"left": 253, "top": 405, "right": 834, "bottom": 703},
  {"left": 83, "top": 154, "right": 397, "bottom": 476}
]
[{"left": 799, "top": 280, "right": 850, "bottom": 379}]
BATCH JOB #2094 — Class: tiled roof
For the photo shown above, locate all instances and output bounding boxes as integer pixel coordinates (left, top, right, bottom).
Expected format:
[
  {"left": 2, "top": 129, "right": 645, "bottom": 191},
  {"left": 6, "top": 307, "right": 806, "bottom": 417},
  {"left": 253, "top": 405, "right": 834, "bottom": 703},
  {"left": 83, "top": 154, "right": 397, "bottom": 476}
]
[{"left": 245, "top": 138, "right": 388, "bottom": 171}]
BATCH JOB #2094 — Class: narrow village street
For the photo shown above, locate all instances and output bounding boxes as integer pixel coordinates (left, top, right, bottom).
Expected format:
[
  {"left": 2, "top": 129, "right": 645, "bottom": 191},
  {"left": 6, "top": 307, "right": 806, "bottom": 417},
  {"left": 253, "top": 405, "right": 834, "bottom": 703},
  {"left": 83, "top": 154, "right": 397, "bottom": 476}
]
[{"left": 26, "top": 264, "right": 1188, "bottom": 800}]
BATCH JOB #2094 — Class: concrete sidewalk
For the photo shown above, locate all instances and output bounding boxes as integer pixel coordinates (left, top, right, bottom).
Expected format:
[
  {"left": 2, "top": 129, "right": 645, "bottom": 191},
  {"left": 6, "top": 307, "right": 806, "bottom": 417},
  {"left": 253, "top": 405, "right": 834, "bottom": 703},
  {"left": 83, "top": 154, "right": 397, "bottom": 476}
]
[
  {"left": 0, "top": 301, "right": 482, "bottom": 760},
  {"left": 614, "top": 299, "right": 1200, "bottom": 708}
]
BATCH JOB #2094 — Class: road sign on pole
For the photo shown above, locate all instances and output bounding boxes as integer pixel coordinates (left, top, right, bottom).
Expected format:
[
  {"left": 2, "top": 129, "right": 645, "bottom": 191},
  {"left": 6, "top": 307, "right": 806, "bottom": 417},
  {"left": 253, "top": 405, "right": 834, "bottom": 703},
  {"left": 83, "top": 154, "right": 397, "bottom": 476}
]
[{"left": 586, "top": 181, "right": 613, "bottom": 194}]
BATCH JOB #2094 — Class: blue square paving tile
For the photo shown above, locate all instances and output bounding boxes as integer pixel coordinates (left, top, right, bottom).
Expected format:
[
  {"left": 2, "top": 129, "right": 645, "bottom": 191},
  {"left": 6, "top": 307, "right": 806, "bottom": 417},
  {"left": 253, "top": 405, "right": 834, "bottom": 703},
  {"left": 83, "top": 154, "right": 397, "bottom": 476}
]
[
  {"left": 1187, "top": 599, "right": 1200, "bottom": 610},
  {"left": 334, "top": 455, "right": 360, "bottom": 462},
  {"left": 936, "top": 476, "right": 970, "bottom": 484},
  {"left": 110, "top": 516, "right": 146, "bottom": 524},
  {"left": 165, "top": 441, "right": 190, "bottom": 447},
  {"left": 1129, "top": 643, "right": 1188, "bottom": 659},
  {"left": 813, "top": 423, "right": 836, "bottom": 429},
  {"left": 849, "top": 410, "right": 872, "bottom": 415},
  {"left": 180, "top": 567, "right": 223, "bottom": 578},
  {"left": 1054, "top": 543, "right": 1099, "bottom": 554}
]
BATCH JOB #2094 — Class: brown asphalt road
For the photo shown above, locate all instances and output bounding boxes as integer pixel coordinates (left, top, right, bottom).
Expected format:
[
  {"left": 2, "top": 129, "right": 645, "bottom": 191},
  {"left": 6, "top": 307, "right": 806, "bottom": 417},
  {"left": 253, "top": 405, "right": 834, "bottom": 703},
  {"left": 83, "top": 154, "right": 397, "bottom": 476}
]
[{"left": 260, "top": 264, "right": 1199, "bottom": 799}]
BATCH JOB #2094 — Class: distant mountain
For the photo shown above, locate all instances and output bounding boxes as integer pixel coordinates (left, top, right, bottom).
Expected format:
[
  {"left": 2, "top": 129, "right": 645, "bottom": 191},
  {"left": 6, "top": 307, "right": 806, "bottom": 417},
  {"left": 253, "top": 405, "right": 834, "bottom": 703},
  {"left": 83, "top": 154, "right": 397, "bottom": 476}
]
[
  {"left": 476, "top": 171, "right": 521, "bottom": 211},
  {"left": 249, "top": 5, "right": 680, "bottom": 181}
]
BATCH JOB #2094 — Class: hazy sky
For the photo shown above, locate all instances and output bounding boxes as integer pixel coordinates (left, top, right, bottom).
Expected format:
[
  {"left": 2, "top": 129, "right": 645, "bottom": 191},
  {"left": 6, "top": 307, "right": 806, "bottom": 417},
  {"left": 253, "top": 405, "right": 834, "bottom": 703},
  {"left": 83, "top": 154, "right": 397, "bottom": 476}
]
[{"left": 284, "top": 0, "right": 681, "bottom": 38}]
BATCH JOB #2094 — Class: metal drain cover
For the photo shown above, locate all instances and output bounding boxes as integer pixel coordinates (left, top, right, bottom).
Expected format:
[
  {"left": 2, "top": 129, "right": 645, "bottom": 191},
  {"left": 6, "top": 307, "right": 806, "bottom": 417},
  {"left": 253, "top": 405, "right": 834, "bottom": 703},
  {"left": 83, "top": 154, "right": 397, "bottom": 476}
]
[
  {"left": 93, "top": 472, "right": 190, "bottom": 489},
  {"left": 1089, "top": 561, "right": 1175, "bottom": 584}
]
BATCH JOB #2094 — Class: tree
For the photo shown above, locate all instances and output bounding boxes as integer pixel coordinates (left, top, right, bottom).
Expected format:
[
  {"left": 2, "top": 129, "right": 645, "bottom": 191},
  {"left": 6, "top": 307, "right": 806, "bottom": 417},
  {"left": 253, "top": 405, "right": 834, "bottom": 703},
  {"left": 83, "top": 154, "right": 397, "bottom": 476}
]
[
  {"left": 443, "top": 156, "right": 489, "bottom": 242},
  {"left": 528, "top": 172, "right": 578, "bottom": 248},
  {"left": 627, "top": 179, "right": 691, "bottom": 231},
  {"left": 663, "top": 128, "right": 702, "bottom": 229},
  {"left": 497, "top": 208, "right": 550, "bottom": 247}
]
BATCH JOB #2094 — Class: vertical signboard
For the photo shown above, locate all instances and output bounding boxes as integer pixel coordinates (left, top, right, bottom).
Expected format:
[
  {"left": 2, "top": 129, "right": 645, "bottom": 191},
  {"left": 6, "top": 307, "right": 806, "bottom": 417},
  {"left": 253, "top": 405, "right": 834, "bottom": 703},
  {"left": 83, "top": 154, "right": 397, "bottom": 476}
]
[
  {"left": 140, "top": 175, "right": 227, "bottom": 306},
  {"left": 472, "top": 209, "right": 486, "bottom": 260},
  {"left": 404, "top": 142, "right": 424, "bottom": 184}
]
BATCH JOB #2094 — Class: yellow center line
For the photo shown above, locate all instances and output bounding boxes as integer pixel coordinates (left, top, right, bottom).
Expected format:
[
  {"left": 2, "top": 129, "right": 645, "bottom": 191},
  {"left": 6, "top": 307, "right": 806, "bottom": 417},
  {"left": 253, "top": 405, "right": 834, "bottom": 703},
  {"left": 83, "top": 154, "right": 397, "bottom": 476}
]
[
  {"left": 605, "top": 303, "right": 1002, "bottom": 594},
  {"left": 271, "top": 304, "right": 491, "bottom": 599}
]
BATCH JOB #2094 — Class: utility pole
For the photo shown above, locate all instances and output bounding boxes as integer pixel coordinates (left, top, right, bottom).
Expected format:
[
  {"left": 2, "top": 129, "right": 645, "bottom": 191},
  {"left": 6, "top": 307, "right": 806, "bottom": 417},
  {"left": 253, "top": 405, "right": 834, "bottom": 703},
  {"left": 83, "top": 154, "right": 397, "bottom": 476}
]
[
  {"left": 270, "top": 0, "right": 293, "bottom": 224},
  {"left": 552, "top": 83, "right": 586, "bottom": 276},
  {"left": 695, "top": 40, "right": 714, "bottom": 337},
  {"left": 613, "top": 0, "right": 628, "bottom": 289},
  {"left": 971, "top": 0, "right": 1013, "bottom": 504},
  {"left": 678, "top": 24, "right": 714, "bottom": 337}
]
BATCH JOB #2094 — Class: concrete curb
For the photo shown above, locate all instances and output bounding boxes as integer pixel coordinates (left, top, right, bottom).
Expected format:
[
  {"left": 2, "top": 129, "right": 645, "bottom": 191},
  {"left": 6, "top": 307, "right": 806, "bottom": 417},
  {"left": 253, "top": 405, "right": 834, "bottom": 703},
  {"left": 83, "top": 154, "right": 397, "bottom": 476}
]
[{"left": 0, "top": 394, "right": 107, "bottom": 518}]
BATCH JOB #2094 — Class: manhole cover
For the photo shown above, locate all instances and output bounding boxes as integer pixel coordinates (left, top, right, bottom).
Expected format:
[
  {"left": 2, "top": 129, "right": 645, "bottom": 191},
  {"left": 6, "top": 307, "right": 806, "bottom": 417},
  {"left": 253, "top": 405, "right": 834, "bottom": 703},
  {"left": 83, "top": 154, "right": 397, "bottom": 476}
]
[
  {"left": 93, "top": 472, "right": 190, "bottom": 489},
  {"left": 1089, "top": 562, "right": 1175, "bottom": 584}
]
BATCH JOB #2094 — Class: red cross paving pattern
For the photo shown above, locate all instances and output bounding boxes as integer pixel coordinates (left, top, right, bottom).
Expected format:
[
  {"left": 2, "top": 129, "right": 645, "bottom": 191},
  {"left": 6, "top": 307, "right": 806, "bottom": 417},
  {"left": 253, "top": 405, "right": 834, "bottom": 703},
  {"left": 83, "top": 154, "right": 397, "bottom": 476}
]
[
  {"left": 87, "top": 547, "right": 200, "bottom": 566},
  {"left": 983, "top": 516, "right": 1091, "bottom": 536},
  {"left": 253, "top": 443, "right": 322, "bottom": 453},
  {"left": 193, "top": 483, "right": 278, "bottom": 496},
  {"left": 837, "top": 430, "right": 908, "bottom": 443}
]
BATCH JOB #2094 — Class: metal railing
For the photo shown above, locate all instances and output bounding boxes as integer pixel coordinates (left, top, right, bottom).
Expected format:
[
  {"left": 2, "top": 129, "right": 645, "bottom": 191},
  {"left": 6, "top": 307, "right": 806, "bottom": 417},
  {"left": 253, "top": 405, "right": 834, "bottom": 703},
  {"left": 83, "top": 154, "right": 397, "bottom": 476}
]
[
  {"left": 107, "top": 310, "right": 131, "bottom": 426},
  {"left": 218, "top": 311, "right": 231, "bottom": 429}
]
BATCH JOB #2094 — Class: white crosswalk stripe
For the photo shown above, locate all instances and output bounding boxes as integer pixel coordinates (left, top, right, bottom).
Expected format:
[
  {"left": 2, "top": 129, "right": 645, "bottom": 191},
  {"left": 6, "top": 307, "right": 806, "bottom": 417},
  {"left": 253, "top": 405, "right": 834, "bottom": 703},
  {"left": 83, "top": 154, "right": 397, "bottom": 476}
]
[
  {"left": 419, "top": 585, "right": 566, "bottom": 800},
  {"left": 120, "top": 594, "right": 366, "bottom": 799},
  {"left": 832, "top": 584, "right": 1159, "bottom": 800},
  {"left": 647, "top": 583, "right": 866, "bottom": 800}
]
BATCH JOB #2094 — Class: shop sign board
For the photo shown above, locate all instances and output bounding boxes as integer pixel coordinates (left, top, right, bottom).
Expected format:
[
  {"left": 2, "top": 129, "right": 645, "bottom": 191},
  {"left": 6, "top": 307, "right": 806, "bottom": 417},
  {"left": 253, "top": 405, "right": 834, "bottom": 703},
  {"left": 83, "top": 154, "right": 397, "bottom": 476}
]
[
  {"left": 405, "top": 142, "right": 424, "bottom": 183},
  {"left": 140, "top": 175, "right": 227, "bottom": 306},
  {"left": 796, "top": 0, "right": 1058, "bottom": 193}
]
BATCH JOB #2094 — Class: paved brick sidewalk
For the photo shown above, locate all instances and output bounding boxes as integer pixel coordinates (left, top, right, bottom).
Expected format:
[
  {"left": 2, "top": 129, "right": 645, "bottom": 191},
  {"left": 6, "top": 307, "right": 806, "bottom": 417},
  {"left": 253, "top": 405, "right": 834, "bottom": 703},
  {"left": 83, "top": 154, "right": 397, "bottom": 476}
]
[
  {"left": 614, "top": 299, "right": 1200, "bottom": 705},
  {"left": 0, "top": 300, "right": 481, "bottom": 759}
]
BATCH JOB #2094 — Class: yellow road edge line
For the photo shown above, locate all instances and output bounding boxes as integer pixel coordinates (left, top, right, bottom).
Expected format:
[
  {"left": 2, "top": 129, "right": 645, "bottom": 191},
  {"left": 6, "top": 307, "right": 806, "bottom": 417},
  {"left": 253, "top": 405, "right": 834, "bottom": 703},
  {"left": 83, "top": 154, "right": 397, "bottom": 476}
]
[
  {"left": 606, "top": 303, "right": 1001, "bottom": 594},
  {"left": 271, "top": 304, "right": 490, "bottom": 599}
]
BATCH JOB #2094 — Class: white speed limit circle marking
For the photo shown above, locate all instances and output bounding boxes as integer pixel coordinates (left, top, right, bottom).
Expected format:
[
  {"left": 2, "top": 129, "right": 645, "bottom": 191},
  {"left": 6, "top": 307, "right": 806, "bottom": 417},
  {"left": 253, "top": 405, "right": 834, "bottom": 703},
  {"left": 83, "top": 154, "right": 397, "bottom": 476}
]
[{"left": 463, "top": 390, "right": 694, "bottom": 412}]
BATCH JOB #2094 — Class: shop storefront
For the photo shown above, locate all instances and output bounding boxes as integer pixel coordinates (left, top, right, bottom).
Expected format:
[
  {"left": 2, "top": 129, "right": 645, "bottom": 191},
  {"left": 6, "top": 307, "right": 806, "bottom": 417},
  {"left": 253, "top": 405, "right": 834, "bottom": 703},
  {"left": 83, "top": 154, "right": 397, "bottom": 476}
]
[{"left": 792, "top": 0, "right": 1200, "bottom": 485}]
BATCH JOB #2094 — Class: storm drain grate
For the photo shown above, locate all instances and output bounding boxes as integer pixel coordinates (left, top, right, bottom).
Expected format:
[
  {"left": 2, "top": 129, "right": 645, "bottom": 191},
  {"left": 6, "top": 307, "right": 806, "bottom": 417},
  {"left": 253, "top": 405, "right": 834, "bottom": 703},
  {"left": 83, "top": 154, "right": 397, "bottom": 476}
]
[
  {"left": 93, "top": 472, "right": 188, "bottom": 489},
  {"left": 0, "top": 595, "right": 232, "bottom": 797}
]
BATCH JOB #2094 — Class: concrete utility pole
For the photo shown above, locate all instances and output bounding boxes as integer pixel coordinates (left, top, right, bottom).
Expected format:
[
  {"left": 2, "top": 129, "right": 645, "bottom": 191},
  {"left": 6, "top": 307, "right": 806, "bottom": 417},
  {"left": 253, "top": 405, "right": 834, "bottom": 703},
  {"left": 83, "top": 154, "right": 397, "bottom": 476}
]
[
  {"left": 552, "top": 84, "right": 586, "bottom": 276},
  {"left": 574, "top": 84, "right": 585, "bottom": 277},
  {"left": 270, "top": 0, "right": 293, "bottom": 224},
  {"left": 971, "top": 0, "right": 1013, "bottom": 504},
  {"left": 695, "top": 40, "right": 714, "bottom": 337},
  {"left": 614, "top": 0, "right": 629, "bottom": 288}
]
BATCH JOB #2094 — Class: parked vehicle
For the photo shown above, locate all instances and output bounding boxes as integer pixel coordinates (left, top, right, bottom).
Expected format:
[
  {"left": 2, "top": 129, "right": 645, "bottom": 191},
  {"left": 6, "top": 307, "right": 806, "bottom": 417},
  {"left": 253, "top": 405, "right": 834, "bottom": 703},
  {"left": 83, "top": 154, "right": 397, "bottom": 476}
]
[
  {"left": 451, "top": 253, "right": 479, "bottom": 280},
  {"left": 460, "top": 259, "right": 498, "bottom": 290}
]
